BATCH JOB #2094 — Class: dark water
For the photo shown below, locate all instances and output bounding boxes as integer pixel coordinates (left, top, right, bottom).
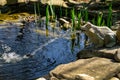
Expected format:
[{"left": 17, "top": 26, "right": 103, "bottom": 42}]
[{"left": 0, "top": 22, "right": 85, "bottom": 80}]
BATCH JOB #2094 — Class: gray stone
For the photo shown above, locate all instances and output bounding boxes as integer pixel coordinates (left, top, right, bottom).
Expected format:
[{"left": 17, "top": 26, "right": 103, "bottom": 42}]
[
  {"left": 114, "top": 49, "right": 120, "bottom": 62},
  {"left": 116, "top": 26, "right": 120, "bottom": 44},
  {"left": 50, "top": 57, "right": 120, "bottom": 80},
  {"left": 117, "top": 73, "right": 120, "bottom": 79},
  {"left": 109, "top": 77, "right": 120, "bottom": 80},
  {"left": 75, "top": 74, "right": 95, "bottom": 80},
  {"left": 77, "top": 46, "right": 120, "bottom": 59}
]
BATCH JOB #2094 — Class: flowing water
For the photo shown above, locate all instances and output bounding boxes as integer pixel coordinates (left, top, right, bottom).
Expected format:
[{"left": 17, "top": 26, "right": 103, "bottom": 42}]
[{"left": 0, "top": 21, "right": 85, "bottom": 80}]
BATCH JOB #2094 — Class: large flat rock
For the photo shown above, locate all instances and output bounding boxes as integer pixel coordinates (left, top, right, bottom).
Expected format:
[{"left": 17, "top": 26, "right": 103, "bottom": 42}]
[{"left": 50, "top": 57, "right": 120, "bottom": 80}]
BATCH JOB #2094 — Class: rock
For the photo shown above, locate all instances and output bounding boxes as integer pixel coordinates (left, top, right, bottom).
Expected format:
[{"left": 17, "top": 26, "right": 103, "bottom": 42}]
[
  {"left": 116, "top": 26, "right": 120, "bottom": 44},
  {"left": 75, "top": 74, "right": 95, "bottom": 80},
  {"left": 50, "top": 57, "right": 120, "bottom": 80},
  {"left": 109, "top": 77, "right": 120, "bottom": 80},
  {"left": 81, "top": 22, "right": 116, "bottom": 48},
  {"left": 36, "top": 77, "right": 46, "bottom": 80},
  {"left": 114, "top": 49, "right": 120, "bottom": 62},
  {"left": 117, "top": 73, "right": 120, "bottom": 79},
  {"left": 77, "top": 46, "right": 120, "bottom": 59}
]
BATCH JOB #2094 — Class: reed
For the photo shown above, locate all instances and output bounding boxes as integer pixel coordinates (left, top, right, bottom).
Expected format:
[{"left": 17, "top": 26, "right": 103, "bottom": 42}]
[
  {"left": 60, "top": 7, "right": 62, "bottom": 17},
  {"left": 77, "top": 11, "right": 82, "bottom": 30},
  {"left": 101, "top": 19, "right": 105, "bottom": 26},
  {"left": 92, "top": 18, "right": 96, "bottom": 25},
  {"left": 71, "top": 8, "right": 76, "bottom": 31},
  {"left": 49, "top": 0, "right": 55, "bottom": 20},
  {"left": 46, "top": 5, "right": 50, "bottom": 36},
  {"left": 84, "top": 8, "right": 88, "bottom": 23},
  {"left": 107, "top": 2, "right": 112, "bottom": 28},
  {"left": 97, "top": 12, "right": 103, "bottom": 26},
  {"left": 37, "top": 3, "right": 40, "bottom": 16},
  {"left": 34, "top": 3, "right": 37, "bottom": 23},
  {"left": 65, "top": 8, "right": 68, "bottom": 17}
]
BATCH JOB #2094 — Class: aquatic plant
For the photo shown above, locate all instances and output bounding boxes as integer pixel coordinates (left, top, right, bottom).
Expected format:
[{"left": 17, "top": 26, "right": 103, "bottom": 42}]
[
  {"left": 60, "top": 7, "right": 62, "bottom": 17},
  {"left": 71, "top": 8, "right": 76, "bottom": 31},
  {"left": 37, "top": 3, "right": 40, "bottom": 17},
  {"left": 77, "top": 11, "right": 82, "bottom": 30},
  {"left": 34, "top": 3, "right": 37, "bottom": 23},
  {"left": 84, "top": 8, "right": 88, "bottom": 23},
  {"left": 46, "top": 5, "right": 50, "bottom": 36},
  {"left": 97, "top": 12, "right": 103, "bottom": 26},
  {"left": 107, "top": 2, "right": 112, "bottom": 28},
  {"left": 92, "top": 17, "right": 96, "bottom": 25},
  {"left": 49, "top": 0, "right": 55, "bottom": 20},
  {"left": 65, "top": 8, "right": 68, "bottom": 17},
  {"left": 101, "top": 19, "right": 105, "bottom": 26}
]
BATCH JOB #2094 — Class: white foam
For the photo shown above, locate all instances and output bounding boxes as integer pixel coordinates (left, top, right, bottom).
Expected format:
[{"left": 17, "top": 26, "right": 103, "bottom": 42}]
[{"left": 1, "top": 52, "right": 23, "bottom": 63}]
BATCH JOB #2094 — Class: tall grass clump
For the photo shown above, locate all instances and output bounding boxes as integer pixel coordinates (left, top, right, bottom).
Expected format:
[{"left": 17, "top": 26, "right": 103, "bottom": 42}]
[
  {"left": 71, "top": 8, "right": 76, "bottom": 52},
  {"left": 46, "top": 5, "right": 50, "bottom": 36},
  {"left": 107, "top": 2, "right": 112, "bottom": 28}
]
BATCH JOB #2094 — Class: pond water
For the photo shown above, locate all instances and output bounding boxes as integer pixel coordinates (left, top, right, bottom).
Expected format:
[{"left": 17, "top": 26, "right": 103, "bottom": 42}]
[{"left": 0, "top": 21, "right": 85, "bottom": 80}]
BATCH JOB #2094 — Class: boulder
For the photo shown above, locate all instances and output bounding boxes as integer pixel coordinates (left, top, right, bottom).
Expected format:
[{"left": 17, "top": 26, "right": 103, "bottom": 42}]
[
  {"left": 77, "top": 46, "right": 120, "bottom": 59},
  {"left": 109, "top": 77, "right": 119, "bottom": 80},
  {"left": 116, "top": 26, "right": 120, "bottom": 44},
  {"left": 117, "top": 73, "right": 120, "bottom": 79},
  {"left": 114, "top": 48, "right": 120, "bottom": 62},
  {"left": 50, "top": 57, "right": 120, "bottom": 80}
]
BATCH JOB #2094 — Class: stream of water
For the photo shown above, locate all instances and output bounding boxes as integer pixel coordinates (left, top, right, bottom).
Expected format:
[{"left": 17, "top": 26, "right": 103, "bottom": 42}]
[{"left": 0, "top": 22, "right": 85, "bottom": 80}]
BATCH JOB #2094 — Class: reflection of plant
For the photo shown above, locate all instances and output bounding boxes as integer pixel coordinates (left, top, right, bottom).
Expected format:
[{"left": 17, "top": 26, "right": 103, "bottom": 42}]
[
  {"left": 107, "top": 2, "right": 112, "bottom": 28},
  {"left": 70, "top": 33, "right": 76, "bottom": 53}
]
